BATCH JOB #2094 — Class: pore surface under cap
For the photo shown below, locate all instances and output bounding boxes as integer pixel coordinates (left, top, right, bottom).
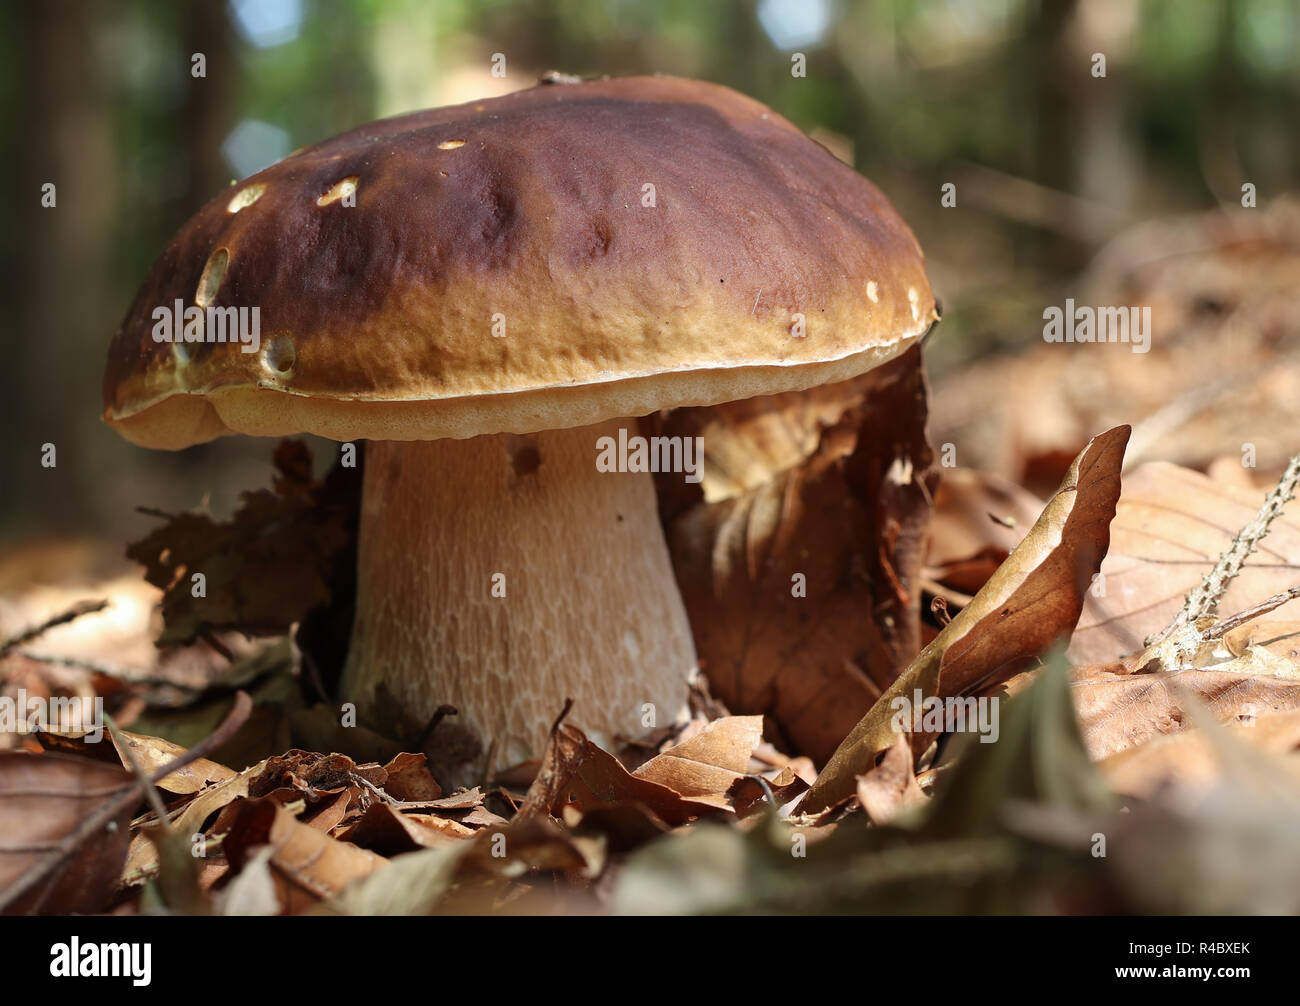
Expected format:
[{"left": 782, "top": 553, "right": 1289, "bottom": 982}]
[{"left": 103, "top": 75, "right": 937, "bottom": 448}]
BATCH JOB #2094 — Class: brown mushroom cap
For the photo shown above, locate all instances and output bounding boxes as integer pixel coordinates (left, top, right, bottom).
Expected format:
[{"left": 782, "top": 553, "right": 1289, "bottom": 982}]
[{"left": 103, "top": 75, "right": 937, "bottom": 449}]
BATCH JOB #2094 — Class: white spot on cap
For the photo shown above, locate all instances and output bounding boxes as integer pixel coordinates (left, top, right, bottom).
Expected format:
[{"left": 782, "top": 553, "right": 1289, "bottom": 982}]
[
  {"left": 317, "top": 176, "right": 358, "bottom": 207},
  {"left": 195, "top": 248, "right": 229, "bottom": 308},
  {"left": 227, "top": 183, "right": 265, "bottom": 214},
  {"left": 866, "top": 281, "right": 879, "bottom": 304},
  {"left": 438, "top": 139, "right": 466, "bottom": 150},
  {"left": 908, "top": 287, "right": 920, "bottom": 322}
]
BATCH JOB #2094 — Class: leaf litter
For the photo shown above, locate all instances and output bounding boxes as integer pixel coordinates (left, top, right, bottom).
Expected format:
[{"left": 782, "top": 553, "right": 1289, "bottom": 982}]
[{"left": 6, "top": 366, "right": 1300, "bottom": 914}]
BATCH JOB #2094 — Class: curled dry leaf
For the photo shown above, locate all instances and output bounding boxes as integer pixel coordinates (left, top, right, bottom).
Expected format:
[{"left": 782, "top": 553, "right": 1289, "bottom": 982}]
[
  {"left": 121, "top": 757, "right": 268, "bottom": 886},
  {"left": 126, "top": 440, "right": 359, "bottom": 646},
  {"left": 631, "top": 715, "right": 763, "bottom": 802},
  {"left": 667, "top": 347, "right": 934, "bottom": 763},
  {"left": 338, "top": 803, "right": 475, "bottom": 855},
  {"left": 0, "top": 751, "right": 136, "bottom": 915},
  {"left": 802, "top": 425, "right": 1130, "bottom": 814},
  {"left": 249, "top": 748, "right": 442, "bottom": 806},
  {"left": 518, "top": 720, "right": 726, "bottom": 827},
  {"left": 109, "top": 730, "right": 235, "bottom": 795},
  {"left": 217, "top": 796, "right": 387, "bottom": 911},
  {"left": 1070, "top": 461, "right": 1300, "bottom": 666},
  {"left": 856, "top": 732, "right": 929, "bottom": 826}
]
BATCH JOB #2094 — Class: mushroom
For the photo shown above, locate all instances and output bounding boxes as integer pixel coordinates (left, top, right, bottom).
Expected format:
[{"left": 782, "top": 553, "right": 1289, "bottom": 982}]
[{"left": 102, "top": 76, "right": 937, "bottom": 772}]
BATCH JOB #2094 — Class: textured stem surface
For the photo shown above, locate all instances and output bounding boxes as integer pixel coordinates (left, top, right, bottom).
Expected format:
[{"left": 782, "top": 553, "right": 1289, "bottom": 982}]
[{"left": 342, "top": 419, "right": 698, "bottom": 768}]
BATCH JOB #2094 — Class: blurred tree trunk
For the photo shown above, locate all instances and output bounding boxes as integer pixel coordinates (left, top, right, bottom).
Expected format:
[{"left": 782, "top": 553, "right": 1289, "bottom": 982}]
[
  {"left": 13, "top": 0, "right": 115, "bottom": 536},
  {"left": 185, "top": 0, "right": 235, "bottom": 203}
]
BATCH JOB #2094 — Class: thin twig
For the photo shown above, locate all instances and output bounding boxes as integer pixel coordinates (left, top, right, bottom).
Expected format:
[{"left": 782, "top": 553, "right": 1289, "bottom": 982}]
[
  {"left": 1204, "top": 585, "right": 1300, "bottom": 641},
  {"left": 0, "top": 691, "right": 252, "bottom": 914},
  {"left": 1147, "top": 452, "right": 1300, "bottom": 647},
  {"left": 105, "top": 714, "right": 171, "bottom": 826},
  {"left": 415, "top": 703, "right": 460, "bottom": 750},
  {"left": 0, "top": 600, "right": 109, "bottom": 658},
  {"left": 13, "top": 651, "right": 205, "bottom": 692}
]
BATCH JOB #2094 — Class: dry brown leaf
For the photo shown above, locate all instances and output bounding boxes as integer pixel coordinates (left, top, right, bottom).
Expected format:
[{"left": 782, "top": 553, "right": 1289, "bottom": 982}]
[
  {"left": 216, "top": 845, "right": 280, "bottom": 915},
  {"left": 856, "top": 732, "right": 929, "bottom": 825},
  {"left": 218, "top": 796, "right": 387, "bottom": 908},
  {"left": 0, "top": 751, "right": 136, "bottom": 914},
  {"left": 109, "top": 730, "right": 235, "bottom": 795},
  {"left": 518, "top": 720, "right": 726, "bottom": 826},
  {"left": 379, "top": 751, "right": 443, "bottom": 801},
  {"left": 927, "top": 469, "right": 1042, "bottom": 564},
  {"left": 338, "top": 803, "right": 473, "bottom": 854},
  {"left": 1100, "top": 708, "right": 1300, "bottom": 798},
  {"left": 121, "top": 758, "right": 268, "bottom": 887},
  {"left": 1071, "top": 661, "right": 1300, "bottom": 761},
  {"left": 631, "top": 715, "right": 763, "bottom": 800},
  {"left": 248, "top": 748, "right": 441, "bottom": 809},
  {"left": 668, "top": 347, "right": 934, "bottom": 763},
  {"left": 802, "top": 425, "right": 1129, "bottom": 814},
  {"left": 925, "top": 468, "right": 1042, "bottom": 595},
  {"left": 126, "top": 440, "right": 359, "bottom": 646},
  {"left": 1070, "top": 461, "right": 1300, "bottom": 666}
]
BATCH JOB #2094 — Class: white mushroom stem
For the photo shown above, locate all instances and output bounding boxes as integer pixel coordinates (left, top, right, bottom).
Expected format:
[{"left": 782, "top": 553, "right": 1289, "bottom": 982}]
[{"left": 340, "top": 418, "right": 698, "bottom": 769}]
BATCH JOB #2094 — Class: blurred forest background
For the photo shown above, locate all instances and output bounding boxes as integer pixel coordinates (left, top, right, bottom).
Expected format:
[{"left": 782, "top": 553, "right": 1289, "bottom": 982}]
[{"left": 2, "top": 0, "right": 1299, "bottom": 551}]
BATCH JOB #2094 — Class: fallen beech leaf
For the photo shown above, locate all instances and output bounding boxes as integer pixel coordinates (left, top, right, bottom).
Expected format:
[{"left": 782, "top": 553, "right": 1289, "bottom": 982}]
[
  {"left": 856, "top": 733, "right": 929, "bottom": 826},
  {"left": 519, "top": 721, "right": 726, "bottom": 826},
  {"left": 339, "top": 803, "right": 474, "bottom": 854},
  {"left": 1070, "top": 462, "right": 1300, "bottom": 665},
  {"left": 802, "top": 425, "right": 1129, "bottom": 814},
  {"left": 379, "top": 751, "right": 443, "bottom": 801},
  {"left": 303, "top": 790, "right": 354, "bottom": 832},
  {"left": 110, "top": 730, "right": 234, "bottom": 795},
  {"left": 216, "top": 845, "right": 280, "bottom": 916},
  {"left": 668, "top": 348, "right": 935, "bottom": 763},
  {"left": 323, "top": 815, "right": 602, "bottom": 915},
  {"left": 121, "top": 758, "right": 268, "bottom": 886},
  {"left": 1099, "top": 708, "right": 1300, "bottom": 798},
  {"left": 1071, "top": 662, "right": 1300, "bottom": 760},
  {"left": 126, "top": 440, "right": 359, "bottom": 646},
  {"left": 615, "top": 664, "right": 1113, "bottom": 915},
  {"left": 0, "top": 752, "right": 136, "bottom": 914},
  {"left": 926, "top": 469, "right": 1042, "bottom": 595},
  {"left": 322, "top": 843, "right": 469, "bottom": 916},
  {"left": 632, "top": 716, "right": 763, "bottom": 799},
  {"left": 219, "top": 796, "right": 387, "bottom": 907},
  {"left": 1009, "top": 683, "right": 1300, "bottom": 915},
  {"left": 250, "top": 750, "right": 361, "bottom": 801}
]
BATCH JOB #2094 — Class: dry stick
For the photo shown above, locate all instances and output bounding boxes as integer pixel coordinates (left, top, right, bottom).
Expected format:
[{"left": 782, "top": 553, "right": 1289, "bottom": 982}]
[
  {"left": 1146, "top": 452, "right": 1300, "bottom": 648},
  {"left": 0, "top": 599, "right": 109, "bottom": 658},
  {"left": 0, "top": 691, "right": 252, "bottom": 915},
  {"left": 14, "top": 651, "right": 205, "bottom": 693},
  {"left": 1204, "top": 585, "right": 1300, "bottom": 641}
]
